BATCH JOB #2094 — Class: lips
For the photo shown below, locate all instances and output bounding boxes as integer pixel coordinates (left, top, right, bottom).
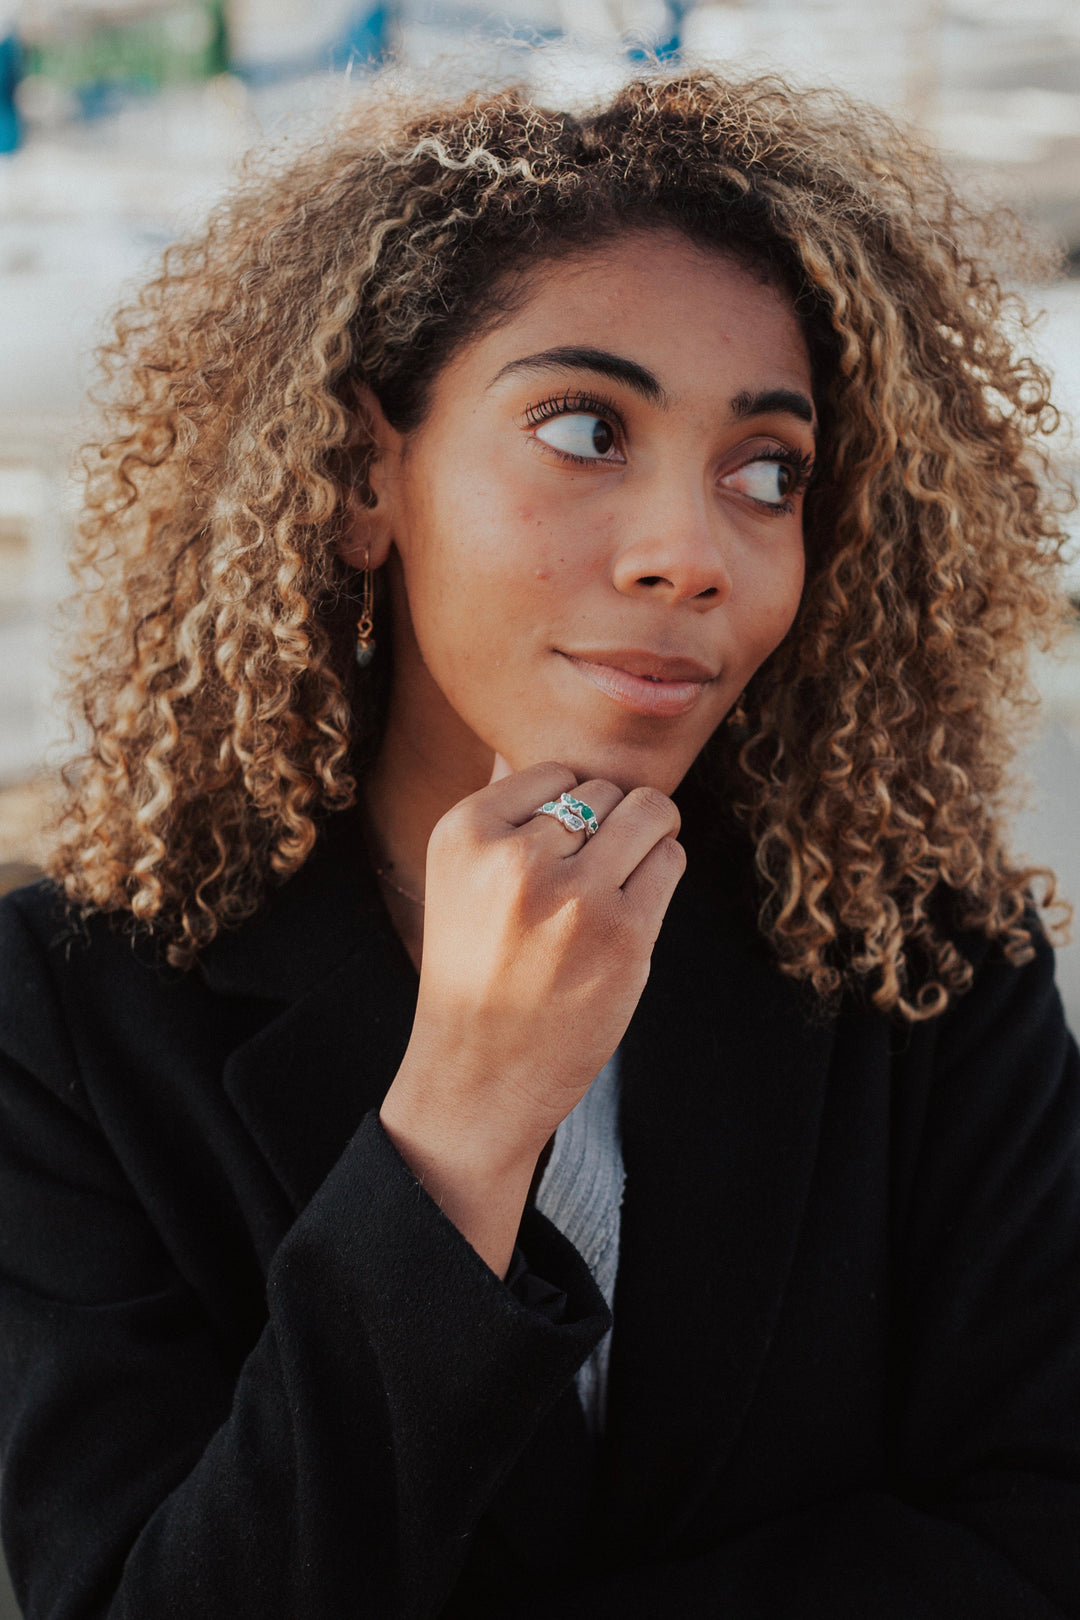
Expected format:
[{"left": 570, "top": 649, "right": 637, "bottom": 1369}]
[
  {"left": 564, "top": 648, "right": 717, "bottom": 683},
  {"left": 557, "top": 648, "right": 717, "bottom": 718}
]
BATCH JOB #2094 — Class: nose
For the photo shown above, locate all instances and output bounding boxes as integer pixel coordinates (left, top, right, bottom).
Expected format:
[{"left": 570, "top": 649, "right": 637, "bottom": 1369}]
[{"left": 610, "top": 476, "right": 733, "bottom": 607}]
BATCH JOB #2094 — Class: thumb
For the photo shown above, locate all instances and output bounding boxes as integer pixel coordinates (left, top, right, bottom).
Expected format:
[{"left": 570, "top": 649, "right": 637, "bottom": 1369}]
[{"left": 488, "top": 751, "right": 513, "bottom": 785}]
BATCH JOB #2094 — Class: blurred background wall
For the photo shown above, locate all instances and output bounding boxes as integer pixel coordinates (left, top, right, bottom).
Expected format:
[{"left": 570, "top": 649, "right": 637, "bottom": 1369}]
[{"left": 0, "top": 6, "right": 1078, "bottom": 1605}]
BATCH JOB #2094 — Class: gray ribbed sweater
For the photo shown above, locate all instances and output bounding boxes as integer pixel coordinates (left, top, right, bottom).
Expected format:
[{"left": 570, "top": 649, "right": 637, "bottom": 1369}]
[{"left": 534, "top": 1050, "right": 625, "bottom": 1439}]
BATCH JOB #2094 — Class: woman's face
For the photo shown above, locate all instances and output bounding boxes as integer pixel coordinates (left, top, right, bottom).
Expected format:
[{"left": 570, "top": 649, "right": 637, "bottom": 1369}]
[{"left": 364, "top": 229, "right": 814, "bottom": 797}]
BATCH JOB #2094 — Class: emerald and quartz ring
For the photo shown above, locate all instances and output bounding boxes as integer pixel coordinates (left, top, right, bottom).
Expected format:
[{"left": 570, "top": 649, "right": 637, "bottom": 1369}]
[{"left": 532, "top": 792, "right": 600, "bottom": 837}]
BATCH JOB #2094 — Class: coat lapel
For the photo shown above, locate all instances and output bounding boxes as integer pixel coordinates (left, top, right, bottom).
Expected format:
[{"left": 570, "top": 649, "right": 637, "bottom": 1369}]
[
  {"left": 199, "top": 806, "right": 421, "bottom": 1214},
  {"left": 597, "top": 803, "right": 836, "bottom": 1560}
]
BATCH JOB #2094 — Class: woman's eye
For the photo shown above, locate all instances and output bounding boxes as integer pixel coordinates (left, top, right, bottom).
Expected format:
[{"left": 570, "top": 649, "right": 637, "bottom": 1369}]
[
  {"left": 724, "top": 458, "right": 795, "bottom": 506},
  {"left": 534, "top": 413, "right": 618, "bottom": 460}
]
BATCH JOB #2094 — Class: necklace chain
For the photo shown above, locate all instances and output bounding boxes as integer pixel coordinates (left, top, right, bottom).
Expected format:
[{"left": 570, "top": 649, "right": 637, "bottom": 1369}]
[
  {"left": 374, "top": 864, "right": 426, "bottom": 908},
  {"left": 362, "top": 791, "right": 425, "bottom": 908}
]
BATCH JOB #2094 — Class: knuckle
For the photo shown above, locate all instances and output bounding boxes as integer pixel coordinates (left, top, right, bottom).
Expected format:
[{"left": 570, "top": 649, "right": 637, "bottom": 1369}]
[
  {"left": 497, "top": 836, "right": 537, "bottom": 882},
  {"left": 558, "top": 886, "right": 591, "bottom": 928},
  {"left": 535, "top": 761, "right": 578, "bottom": 793},
  {"left": 489, "top": 841, "right": 543, "bottom": 914},
  {"left": 559, "top": 881, "right": 611, "bottom": 944},
  {"left": 587, "top": 778, "right": 622, "bottom": 802},
  {"left": 428, "top": 811, "right": 463, "bottom": 855},
  {"left": 660, "top": 834, "right": 687, "bottom": 873},
  {"left": 629, "top": 784, "right": 677, "bottom": 823}
]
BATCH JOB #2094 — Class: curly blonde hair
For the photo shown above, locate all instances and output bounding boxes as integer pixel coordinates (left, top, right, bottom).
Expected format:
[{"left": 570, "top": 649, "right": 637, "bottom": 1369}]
[{"left": 50, "top": 66, "right": 1076, "bottom": 1019}]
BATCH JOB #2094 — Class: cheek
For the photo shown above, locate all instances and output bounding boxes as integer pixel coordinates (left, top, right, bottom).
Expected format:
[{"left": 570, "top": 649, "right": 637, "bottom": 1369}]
[
  {"left": 396, "top": 484, "right": 574, "bottom": 682},
  {"left": 416, "top": 477, "right": 599, "bottom": 613},
  {"left": 741, "top": 540, "right": 805, "bottom": 660},
  {"left": 777, "top": 545, "right": 807, "bottom": 632}
]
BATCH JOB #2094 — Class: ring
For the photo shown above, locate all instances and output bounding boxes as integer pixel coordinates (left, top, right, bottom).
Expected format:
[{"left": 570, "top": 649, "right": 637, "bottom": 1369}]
[{"left": 532, "top": 791, "right": 600, "bottom": 837}]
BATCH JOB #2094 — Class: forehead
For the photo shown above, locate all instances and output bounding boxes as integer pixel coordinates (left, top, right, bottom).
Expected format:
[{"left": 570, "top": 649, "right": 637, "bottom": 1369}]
[{"left": 442, "top": 230, "right": 813, "bottom": 404}]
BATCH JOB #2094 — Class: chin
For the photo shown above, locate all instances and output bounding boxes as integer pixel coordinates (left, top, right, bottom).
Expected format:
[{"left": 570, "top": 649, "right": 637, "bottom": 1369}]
[{"left": 515, "top": 736, "right": 698, "bottom": 798}]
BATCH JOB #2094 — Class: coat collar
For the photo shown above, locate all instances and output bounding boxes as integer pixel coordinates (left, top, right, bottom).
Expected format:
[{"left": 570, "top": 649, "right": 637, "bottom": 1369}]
[
  {"left": 198, "top": 803, "right": 397, "bottom": 1006},
  {"left": 201, "top": 785, "right": 836, "bottom": 1566}
]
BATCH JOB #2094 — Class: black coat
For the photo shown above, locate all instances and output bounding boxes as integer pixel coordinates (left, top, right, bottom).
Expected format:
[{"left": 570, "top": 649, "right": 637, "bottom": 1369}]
[{"left": 1, "top": 788, "right": 1080, "bottom": 1620}]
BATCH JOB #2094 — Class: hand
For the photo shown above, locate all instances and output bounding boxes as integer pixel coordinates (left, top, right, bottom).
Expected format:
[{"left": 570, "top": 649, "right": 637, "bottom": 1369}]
[{"left": 379, "top": 757, "right": 685, "bottom": 1276}]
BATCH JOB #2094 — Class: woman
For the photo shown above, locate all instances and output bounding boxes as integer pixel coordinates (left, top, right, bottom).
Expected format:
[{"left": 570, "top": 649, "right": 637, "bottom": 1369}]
[{"left": 1, "top": 66, "right": 1079, "bottom": 1619}]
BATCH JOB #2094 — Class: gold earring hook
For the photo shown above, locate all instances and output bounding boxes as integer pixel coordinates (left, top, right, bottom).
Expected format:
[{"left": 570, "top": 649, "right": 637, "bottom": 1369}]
[{"left": 355, "top": 544, "right": 376, "bottom": 668}]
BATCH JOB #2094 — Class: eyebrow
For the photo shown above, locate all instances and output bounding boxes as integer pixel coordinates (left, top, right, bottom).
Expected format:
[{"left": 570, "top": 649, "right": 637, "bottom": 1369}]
[
  {"left": 489, "top": 347, "right": 816, "bottom": 436},
  {"left": 731, "top": 387, "right": 816, "bottom": 436},
  {"left": 489, "top": 347, "right": 668, "bottom": 406}
]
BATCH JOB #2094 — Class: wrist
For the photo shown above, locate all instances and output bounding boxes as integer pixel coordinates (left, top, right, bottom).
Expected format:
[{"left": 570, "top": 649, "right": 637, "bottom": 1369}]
[
  {"left": 379, "top": 1067, "right": 540, "bottom": 1280},
  {"left": 385, "top": 1036, "right": 550, "bottom": 1177}
]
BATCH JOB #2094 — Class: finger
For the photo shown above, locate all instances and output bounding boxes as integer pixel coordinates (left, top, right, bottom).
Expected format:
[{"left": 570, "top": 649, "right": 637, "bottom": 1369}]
[
  {"left": 473, "top": 760, "right": 579, "bottom": 828},
  {"left": 577, "top": 785, "right": 682, "bottom": 890},
  {"left": 619, "top": 834, "right": 687, "bottom": 925},
  {"left": 488, "top": 751, "right": 513, "bottom": 785},
  {"left": 523, "top": 776, "right": 624, "bottom": 851}
]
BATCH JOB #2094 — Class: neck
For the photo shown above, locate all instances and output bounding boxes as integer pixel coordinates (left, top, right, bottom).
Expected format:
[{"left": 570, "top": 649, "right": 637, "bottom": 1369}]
[{"left": 363, "top": 665, "right": 493, "bottom": 906}]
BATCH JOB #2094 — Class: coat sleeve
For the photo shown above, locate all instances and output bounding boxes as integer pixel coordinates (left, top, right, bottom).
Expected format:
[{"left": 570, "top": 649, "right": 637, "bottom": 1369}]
[
  {"left": 507, "top": 918, "right": 1080, "bottom": 1620},
  {"left": 0, "top": 900, "right": 610, "bottom": 1620}
]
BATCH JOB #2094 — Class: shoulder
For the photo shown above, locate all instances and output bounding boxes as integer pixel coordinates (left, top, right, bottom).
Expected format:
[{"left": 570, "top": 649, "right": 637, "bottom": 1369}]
[
  {"left": 0, "top": 872, "right": 155, "bottom": 975},
  {"left": 886, "top": 896, "right": 1078, "bottom": 1192},
  {"left": 0, "top": 875, "right": 178, "bottom": 1017},
  {"left": 0, "top": 872, "right": 81, "bottom": 957},
  {"left": 0, "top": 812, "right": 389, "bottom": 1114},
  {"left": 0, "top": 879, "right": 100, "bottom": 1107},
  {"left": 0, "top": 877, "right": 256, "bottom": 1116},
  {"left": 0, "top": 880, "right": 200, "bottom": 1127},
  {"left": 911, "top": 893, "right": 1068, "bottom": 1066}
]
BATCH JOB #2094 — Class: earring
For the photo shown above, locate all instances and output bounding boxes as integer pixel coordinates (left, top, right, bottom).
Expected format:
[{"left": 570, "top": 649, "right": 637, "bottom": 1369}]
[
  {"left": 355, "top": 544, "right": 376, "bottom": 668},
  {"left": 727, "top": 692, "right": 748, "bottom": 727}
]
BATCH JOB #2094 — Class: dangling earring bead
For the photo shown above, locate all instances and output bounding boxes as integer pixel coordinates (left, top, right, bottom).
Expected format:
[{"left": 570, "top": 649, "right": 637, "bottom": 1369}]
[
  {"left": 355, "top": 544, "right": 376, "bottom": 669},
  {"left": 727, "top": 692, "right": 748, "bottom": 727}
]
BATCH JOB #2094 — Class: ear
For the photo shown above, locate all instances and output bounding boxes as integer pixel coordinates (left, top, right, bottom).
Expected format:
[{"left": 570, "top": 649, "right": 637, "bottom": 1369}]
[{"left": 335, "top": 381, "right": 403, "bottom": 571}]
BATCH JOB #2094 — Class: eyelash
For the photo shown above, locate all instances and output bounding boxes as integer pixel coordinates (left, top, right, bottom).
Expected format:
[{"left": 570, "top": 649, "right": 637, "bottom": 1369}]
[
  {"left": 523, "top": 391, "right": 815, "bottom": 512},
  {"left": 751, "top": 445, "right": 816, "bottom": 515},
  {"left": 524, "top": 390, "right": 624, "bottom": 444}
]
